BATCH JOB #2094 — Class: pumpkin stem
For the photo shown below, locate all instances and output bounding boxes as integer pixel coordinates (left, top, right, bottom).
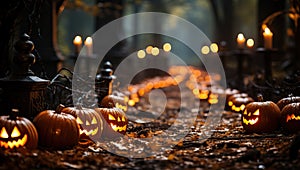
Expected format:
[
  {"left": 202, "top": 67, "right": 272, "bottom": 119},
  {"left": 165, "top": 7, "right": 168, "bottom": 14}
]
[
  {"left": 288, "top": 93, "right": 293, "bottom": 98},
  {"left": 9, "top": 109, "right": 19, "bottom": 120},
  {"left": 56, "top": 104, "right": 65, "bottom": 114},
  {"left": 257, "top": 94, "right": 264, "bottom": 102},
  {"left": 75, "top": 104, "right": 83, "bottom": 110}
]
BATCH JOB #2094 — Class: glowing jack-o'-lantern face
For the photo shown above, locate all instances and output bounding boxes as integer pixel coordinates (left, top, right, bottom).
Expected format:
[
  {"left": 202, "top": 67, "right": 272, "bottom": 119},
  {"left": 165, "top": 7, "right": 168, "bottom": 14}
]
[
  {"left": 100, "top": 95, "right": 128, "bottom": 112},
  {"left": 95, "top": 107, "right": 128, "bottom": 138},
  {"left": 281, "top": 102, "right": 300, "bottom": 133},
  {"left": 242, "top": 96, "right": 281, "bottom": 133},
  {"left": 242, "top": 109, "right": 260, "bottom": 125},
  {"left": 228, "top": 94, "right": 254, "bottom": 113},
  {"left": 0, "top": 110, "right": 38, "bottom": 149},
  {"left": 61, "top": 106, "right": 103, "bottom": 139},
  {"left": 0, "top": 126, "right": 27, "bottom": 149}
]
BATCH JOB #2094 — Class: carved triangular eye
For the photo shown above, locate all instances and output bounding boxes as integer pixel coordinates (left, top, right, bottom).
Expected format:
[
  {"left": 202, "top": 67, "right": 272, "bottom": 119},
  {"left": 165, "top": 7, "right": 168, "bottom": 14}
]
[
  {"left": 0, "top": 127, "right": 8, "bottom": 138},
  {"left": 122, "top": 116, "right": 126, "bottom": 122},
  {"left": 253, "top": 109, "right": 260, "bottom": 116},
  {"left": 91, "top": 117, "right": 97, "bottom": 124},
  {"left": 11, "top": 126, "right": 20, "bottom": 138},
  {"left": 243, "top": 109, "right": 247, "bottom": 115},
  {"left": 77, "top": 117, "right": 83, "bottom": 124},
  {"left": 228, "top": 101, "right": 233, "bottom": 106},
  {"left": 108, "top": 114, "right": 116, "bottom": 120},
  {"left": 240, "top": 104, "right": 245, "bottom": 111}
]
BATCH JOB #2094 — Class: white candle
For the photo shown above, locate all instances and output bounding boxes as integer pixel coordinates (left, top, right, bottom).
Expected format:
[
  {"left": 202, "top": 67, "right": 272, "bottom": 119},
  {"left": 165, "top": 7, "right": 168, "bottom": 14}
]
[
  {"left": 263, "top": 27, "right": 273, "bottom": 49},
  {"left": 73, "top": 36, "right": 82, "bottom": 55},
  {"left": 237, "top": 33, "right": 246, "bottom": 49},
  {"left": 84, "top": 37, "right": 93, "bottom": 56}
]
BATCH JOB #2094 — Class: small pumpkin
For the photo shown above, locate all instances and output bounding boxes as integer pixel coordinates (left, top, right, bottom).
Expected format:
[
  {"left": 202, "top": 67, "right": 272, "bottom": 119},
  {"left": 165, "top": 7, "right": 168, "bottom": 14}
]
[
  {"left": 281, "top": 102, "right": 300, "bottom": 133},
  {"left": 33, "top": 104, "right": 80, "bottom": 149},
  {"left": 0, "top": 109, "right": 38, "bottom": 149},
  {"left": 61, "top": 105, "right": 103, "bottom": 140},
  {"left": 95, "top": 107, "right": 128, "bottom": 138},
  {"left": 276, "top": 96, "right": 300, "bottom": 110},
  {"left": 100, "top": 95, "right": 128, "bottom": 112},
  {"left": 225, "top": 88, "right": 239, "bottom": 110},
  {"left": 242, "top": 95, "right": 281, "bottom": 133},
  {"left": 228, "top": 93, "right": 254, "bottom": 113}
]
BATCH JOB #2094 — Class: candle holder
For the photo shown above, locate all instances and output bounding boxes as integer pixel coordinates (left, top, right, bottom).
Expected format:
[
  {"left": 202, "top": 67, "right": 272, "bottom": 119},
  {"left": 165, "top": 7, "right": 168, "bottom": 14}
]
[
  {"left": 95, "top": 61, "right": 116, "bottom": 105},
  {"left": 0, "top": 34, "right": 50, "bottom": 120},
  {"left": 256, "top": 48, "right": 278, "bottom": 81},
  {"left": 232, "top": 49, "right": 251, "bottom": 89}
]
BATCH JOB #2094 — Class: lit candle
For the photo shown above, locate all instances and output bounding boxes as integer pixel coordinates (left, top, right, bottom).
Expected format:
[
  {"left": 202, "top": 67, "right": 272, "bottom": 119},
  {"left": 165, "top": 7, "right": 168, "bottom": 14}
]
[
  {"left": 73, "top": 35, "right": 82, "bottom": 55},
  {"left": 237, "top": 33, "right": 246, "bottom": 49},
  {"left": 246, "top": 38, "right": 254, "bottom": 48},
  {"left": 263, "top": 27, "right": 273, "bottom": 49},
  {"left": 84, "top": 37, "right": 93, "bottom": 56}
]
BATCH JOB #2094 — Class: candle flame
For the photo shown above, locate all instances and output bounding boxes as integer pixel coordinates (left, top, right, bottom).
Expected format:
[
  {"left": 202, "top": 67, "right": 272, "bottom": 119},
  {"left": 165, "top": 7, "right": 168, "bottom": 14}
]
[
  {"left": 73, "top": 36, "right": 82, "bottom": 45},
  {"left": 237, "top": 33, "right": 245, "bottom": 41},
  {"left": 264, "top": 27, "right": 272, "bottom": 34},
  {"left": 84, "top": 37, "right": 93, "bottom": 45},
  {"left": 246, "top": 39, "right": 254, "bottom": 48}
]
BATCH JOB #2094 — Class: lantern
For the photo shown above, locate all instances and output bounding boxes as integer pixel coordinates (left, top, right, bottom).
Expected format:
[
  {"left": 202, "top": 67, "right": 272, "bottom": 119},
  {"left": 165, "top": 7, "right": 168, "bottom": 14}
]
[
  {"left": 33, "top": 104, "right": 80, "bottom": 149},
  {"left": 242, "top": 95, "right": 281, "bottom": 133},
  {"left": 0, "top": 109, "right": 38, "bottom": 149}
]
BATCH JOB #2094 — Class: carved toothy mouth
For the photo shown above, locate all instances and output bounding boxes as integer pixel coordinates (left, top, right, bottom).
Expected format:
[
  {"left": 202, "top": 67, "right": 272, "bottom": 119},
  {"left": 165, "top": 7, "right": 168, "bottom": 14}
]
[
  {"left": 243, "top": 117, "right": 258, "bottom": 125},
  {"left": 80, "top": 127, "right": 98, "bottom": 136},
  {"left": 286, "top": 114, "right": 300, "bottom": 122},
  {"left": 0, "top": 134, "right": 27, "bottom": 149},
  {"left": 110, "top": 123, "right": 127, "bottom": 132}
]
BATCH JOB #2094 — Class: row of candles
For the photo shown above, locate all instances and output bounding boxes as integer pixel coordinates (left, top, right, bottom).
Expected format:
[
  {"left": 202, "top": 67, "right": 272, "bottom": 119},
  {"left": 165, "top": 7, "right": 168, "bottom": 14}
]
[
  {"left": 73, "top": 36, "right": 93, "bottom": 56},
  {"left": 72, "top": 25, "right": 272, "bottom": 58},
  {"left": 236, "top": 25, "right": 273, "bottom": 50}
]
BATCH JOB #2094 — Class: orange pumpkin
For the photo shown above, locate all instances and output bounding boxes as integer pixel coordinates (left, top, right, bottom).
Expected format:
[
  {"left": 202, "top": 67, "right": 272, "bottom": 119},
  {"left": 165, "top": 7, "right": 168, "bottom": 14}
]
[
  {"left": 33, "top": 105, "right": 80, "bottom": 149},
  {"left": 242, "top": 95, "right": 281, "bottom": 133},
  {"left": 95, "top": 107, "right": 128, "bottom": 138},
  {"left": 0, "top": 109, "right": 38, "bottom": 149},
  {"left": 61, "top": 105, "right": 103, "bottom": 140},
  {"left": 281, "top": 102, "right": 300, "bottom": 133}
]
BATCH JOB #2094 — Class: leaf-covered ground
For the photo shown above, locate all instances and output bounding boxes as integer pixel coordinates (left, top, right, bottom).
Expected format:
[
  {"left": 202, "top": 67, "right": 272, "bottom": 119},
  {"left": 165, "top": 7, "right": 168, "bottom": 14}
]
[{"left": 1, "top": 86, "right": 299, "bottom": 169}]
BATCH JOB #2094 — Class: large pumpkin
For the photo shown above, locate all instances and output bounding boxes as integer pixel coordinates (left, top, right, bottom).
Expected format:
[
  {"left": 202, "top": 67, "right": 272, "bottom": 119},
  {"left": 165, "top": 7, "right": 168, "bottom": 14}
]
[
  {"left": 281, "top": 102, "right": 300, "bottom": 133},
  {"left": 94, "top": 107, "right": 128, "bottom": 138},
  {"left": 61, "top": 105, "right": 103, "bottom": 140},
  {"left": 100, "top": 95, "right": 128, "bottom": 112},
  {"left": 33, "top": 105, "right": 80, "bottom": 149},
  {"left": 276, "top": 96, "right": 300, "bottom": 110},
  {"left": 0, "top": 109, "right": 38, "bottom": 149},
  {"left": 242, "top": 95, "right": 281, "bottom": 133}
]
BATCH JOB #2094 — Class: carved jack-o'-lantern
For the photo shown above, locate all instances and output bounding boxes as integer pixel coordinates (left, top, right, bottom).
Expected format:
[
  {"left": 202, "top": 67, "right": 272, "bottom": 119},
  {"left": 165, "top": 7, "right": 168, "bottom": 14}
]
[
  {"left": 228, "top": 93, "right": 254, "bottom": 113},
  {"left": 276, "top": 96, "right": 300, "bottom": 110},
  {"left": 281, "top": 102, "right": 300, "bottom": 133},
  {"left": 95, "top": 107, "right": 128, "bottom": 138},
  {"left": 33, "top": 105, "right": 80, "bottom": 149},
  {"left": 0, "top": 109, "right": 38, "bottom": 149},
  {"left": 101, "top": 95, "right": 128, "bottom": 112},
  {"left": 225, "top": 88, "right": 239, "bottom": 110},
  {"left": 242, "top": 95, "right": 281, "bottom": 133},
  {"left": 61, "top": 105, "right": 103, "bottom": 139}
]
